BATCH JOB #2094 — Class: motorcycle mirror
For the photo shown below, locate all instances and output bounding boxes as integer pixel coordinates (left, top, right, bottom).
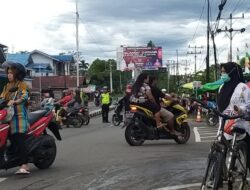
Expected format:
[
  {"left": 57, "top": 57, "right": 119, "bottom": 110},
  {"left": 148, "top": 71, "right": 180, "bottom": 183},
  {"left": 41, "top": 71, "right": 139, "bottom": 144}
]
[{"left": 9, "top": 87, "right": 18, "bottom": 93}]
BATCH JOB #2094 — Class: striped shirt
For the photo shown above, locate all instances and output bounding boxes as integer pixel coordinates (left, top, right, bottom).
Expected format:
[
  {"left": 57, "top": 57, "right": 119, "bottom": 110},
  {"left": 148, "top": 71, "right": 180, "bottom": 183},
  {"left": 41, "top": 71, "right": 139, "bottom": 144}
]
[{"left": 0, "top": 81, "right": 29, "bottom": 134}]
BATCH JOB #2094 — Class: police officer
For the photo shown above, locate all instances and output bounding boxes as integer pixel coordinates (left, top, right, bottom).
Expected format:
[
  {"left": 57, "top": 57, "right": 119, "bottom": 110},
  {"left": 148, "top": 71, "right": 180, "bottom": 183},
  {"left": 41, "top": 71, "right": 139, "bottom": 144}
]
[{"left": 101, "top": 86, "right": 111, "bottom": 123}]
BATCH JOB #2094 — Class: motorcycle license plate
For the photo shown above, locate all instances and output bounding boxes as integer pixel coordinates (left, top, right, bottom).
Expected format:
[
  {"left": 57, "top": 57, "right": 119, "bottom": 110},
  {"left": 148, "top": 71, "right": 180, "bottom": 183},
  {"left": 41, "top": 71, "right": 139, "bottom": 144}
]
[{"left": 125, "top": 111, "right": 134, "bottom": 119}]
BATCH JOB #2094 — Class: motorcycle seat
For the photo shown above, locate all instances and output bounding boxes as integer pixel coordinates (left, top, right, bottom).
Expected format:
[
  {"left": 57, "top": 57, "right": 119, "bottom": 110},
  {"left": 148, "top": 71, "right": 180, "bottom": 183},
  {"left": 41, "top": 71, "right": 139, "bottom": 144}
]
[{"left": 29, "top": 110, "right": 48, "bottom": 125}]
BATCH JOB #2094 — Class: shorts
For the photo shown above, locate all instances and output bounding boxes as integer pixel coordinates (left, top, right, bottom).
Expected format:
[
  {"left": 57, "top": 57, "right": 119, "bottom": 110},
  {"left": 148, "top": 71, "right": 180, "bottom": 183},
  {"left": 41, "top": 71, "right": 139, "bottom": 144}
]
[{"left": 160, "top": 108, "right": 174, "bottom": 122}]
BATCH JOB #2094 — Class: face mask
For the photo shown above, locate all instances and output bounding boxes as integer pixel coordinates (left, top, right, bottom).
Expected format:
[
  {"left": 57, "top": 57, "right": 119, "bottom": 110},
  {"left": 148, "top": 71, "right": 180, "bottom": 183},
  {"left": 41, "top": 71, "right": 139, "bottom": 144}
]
[{"left": 220, "top": 73, "right": 230, "bottom": 82}]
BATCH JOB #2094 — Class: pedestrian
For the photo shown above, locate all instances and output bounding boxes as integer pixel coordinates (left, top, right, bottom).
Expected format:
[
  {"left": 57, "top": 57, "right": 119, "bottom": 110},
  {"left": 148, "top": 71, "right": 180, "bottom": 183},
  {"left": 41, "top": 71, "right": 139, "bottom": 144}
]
[
  {"left": 101, "top": 86, "right": 111, "bottom": 123},
  {"left": 217, "top": 62, "right": 250, "bottom": 168},
  {"left": 0, "top": 61, "right": 30, "bottom": 174}
]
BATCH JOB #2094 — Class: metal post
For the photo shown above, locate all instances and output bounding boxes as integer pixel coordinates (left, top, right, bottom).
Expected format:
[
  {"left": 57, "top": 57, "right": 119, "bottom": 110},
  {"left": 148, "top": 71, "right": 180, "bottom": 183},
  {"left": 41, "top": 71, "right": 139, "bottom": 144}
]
[{"left": 206, "top": 0, "right": 210, "bottom": 82}]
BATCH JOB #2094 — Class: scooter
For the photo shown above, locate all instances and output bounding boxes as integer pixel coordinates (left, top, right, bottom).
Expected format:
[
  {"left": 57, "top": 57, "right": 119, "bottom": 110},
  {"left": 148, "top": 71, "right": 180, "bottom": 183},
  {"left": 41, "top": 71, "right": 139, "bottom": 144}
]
[
  {"left": 0, "top": 88, "right": 61, "bottom": 170},
  {"left": 123, "top": 99, "right": 190, "bottom": 146}
]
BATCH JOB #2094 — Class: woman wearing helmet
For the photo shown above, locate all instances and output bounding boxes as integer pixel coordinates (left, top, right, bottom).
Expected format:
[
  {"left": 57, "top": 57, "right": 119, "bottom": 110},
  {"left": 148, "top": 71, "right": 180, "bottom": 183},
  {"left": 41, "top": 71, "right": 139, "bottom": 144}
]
[{"left": 0, "top": 61, "right": 30, "bottom": 174}]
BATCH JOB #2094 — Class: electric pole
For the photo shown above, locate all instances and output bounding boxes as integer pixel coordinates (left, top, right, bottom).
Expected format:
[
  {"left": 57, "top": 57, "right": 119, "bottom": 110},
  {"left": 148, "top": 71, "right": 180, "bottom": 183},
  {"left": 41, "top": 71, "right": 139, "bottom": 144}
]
[
  {"left": 217, "top": 13, "right": 245, "bottom": 62},
  {"left": 206, "top": 0, "right": 210, "bottom": 82},
  {"left": 187, "top": 45, "right": 203, "bottom": 74}
]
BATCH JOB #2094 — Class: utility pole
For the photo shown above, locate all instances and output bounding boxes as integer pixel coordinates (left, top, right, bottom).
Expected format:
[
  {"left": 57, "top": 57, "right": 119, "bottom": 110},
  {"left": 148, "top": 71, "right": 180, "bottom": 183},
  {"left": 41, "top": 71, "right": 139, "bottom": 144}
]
[
  {"left": 176, "top": 50, "right": 179, "bottom": 88},
  {"left": 217, "top": 13, "right": 245, "bottom": 62},
  {"left": 75, "top": 0, "right": 80, "bottom": 87},
  {"left": 206, "top": 0, "right": 210, "bottom": 82},
  {"left": 187, "top": 45, "right": 203, "bottom": 74},
  {"left": 109, "top": 61, "right": 113, "bottom": 93}
]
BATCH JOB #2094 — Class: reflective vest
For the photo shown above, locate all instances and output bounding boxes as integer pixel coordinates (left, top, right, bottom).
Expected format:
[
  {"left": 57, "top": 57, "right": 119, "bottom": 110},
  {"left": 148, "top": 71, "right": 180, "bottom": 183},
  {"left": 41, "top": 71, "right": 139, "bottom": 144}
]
[{"left": 101, "top": 93, "right": 110, "bottom": 105}]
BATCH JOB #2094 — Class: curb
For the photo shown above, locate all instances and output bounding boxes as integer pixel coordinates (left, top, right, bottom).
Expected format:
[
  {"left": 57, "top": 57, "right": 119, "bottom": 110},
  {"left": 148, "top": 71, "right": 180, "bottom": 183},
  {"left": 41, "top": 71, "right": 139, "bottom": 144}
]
[{"left": 89, "top": 105, "right": 115, "bottom": 118}]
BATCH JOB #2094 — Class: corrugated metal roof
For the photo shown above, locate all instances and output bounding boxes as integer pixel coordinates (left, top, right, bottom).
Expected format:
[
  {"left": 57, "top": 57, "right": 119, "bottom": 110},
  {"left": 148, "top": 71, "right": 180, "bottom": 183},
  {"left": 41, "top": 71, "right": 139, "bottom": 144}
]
[
  {"left": 6, "top": 53, "right": 30, "bottom": 66},
  {"left": 52, "top": 55, "right": 74, "bottom": 62}
]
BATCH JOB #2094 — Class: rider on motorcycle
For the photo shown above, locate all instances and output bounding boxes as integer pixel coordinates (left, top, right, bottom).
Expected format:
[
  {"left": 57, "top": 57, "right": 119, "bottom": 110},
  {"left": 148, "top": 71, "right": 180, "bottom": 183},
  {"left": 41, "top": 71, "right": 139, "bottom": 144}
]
[
  {"left": 0, "top": 61, "right": 30, "bottom": 174},
  {"left": 55, "top": 90, "right": 72, "bottom": 126},
  {"left": 130, "top": 73, "right": 162, "bottom": 128},
  {"left": 149, "top": 76, "right": 181, "bottom": 136}
]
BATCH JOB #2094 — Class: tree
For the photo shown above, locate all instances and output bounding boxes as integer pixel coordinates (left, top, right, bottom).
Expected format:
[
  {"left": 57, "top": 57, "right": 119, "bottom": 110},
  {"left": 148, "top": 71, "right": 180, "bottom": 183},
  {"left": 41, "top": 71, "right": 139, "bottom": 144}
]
[{"left": 147, "top": 40, "right": 155, "bottom": 48}]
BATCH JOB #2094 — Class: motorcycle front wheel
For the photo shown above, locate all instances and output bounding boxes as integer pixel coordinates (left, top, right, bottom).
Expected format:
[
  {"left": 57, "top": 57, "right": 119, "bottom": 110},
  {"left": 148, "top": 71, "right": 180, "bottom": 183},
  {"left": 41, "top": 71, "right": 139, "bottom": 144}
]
[
  {"left": 112, "top": 114, "right": 121, "bottom": 126},
  {"left": 33, "top": 135, "right": 57, "bottom": 169},
  {"left": 206, "top": 113, "right": 219, "bottom": 127}
]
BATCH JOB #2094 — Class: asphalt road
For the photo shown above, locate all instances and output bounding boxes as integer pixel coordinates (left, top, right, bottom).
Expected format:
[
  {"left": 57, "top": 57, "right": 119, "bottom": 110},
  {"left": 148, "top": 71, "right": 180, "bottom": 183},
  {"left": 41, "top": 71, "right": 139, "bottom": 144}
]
[{"left": 0, "top": 115, "right": 216, "bottom": 190}]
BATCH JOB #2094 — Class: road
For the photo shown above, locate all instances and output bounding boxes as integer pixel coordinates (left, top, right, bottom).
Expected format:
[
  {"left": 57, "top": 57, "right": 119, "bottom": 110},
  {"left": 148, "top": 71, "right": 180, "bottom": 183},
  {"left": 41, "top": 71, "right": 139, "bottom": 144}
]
[{"left": 0, "top": 113, "right": 219, "bottom": 190}]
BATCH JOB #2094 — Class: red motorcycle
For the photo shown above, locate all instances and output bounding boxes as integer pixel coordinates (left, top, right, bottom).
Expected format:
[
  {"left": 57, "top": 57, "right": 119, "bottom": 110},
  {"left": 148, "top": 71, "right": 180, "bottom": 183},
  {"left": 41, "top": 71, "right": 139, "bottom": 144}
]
[{"left": 0, "top": 97, "right": 61, "bottom": 170}]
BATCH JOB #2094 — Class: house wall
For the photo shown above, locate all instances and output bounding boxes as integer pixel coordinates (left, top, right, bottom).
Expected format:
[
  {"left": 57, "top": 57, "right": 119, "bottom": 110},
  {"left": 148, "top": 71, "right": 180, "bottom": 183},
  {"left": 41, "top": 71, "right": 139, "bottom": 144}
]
[{"left": 30, "top": 53, "right": 55, "bottom": 77}]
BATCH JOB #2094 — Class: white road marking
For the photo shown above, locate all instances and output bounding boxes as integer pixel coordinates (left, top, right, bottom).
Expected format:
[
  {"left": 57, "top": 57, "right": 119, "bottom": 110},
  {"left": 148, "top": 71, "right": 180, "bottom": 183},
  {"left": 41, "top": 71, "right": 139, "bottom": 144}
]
[
  {"left": 200, "top": 136, "right": 217, "bottom": 138},
  {"left": 0, "top": 178, "right": 6, "bottom": 183},
  {"left": 154, "top": 182, "right": 201, "bottom": 190},
  {"left": 193, "top": 127, "right": 201, "bottom": 142}
]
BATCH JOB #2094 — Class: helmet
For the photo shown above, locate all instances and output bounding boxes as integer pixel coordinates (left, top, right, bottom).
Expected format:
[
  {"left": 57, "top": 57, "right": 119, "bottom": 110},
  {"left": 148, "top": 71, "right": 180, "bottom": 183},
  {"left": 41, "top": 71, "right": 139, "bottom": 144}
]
[
  {"left": 161, "top": 89, "right": 167, "bottom": 93},
  {"left": 2, "top": 61, "right": 26, "bottom": 81}
]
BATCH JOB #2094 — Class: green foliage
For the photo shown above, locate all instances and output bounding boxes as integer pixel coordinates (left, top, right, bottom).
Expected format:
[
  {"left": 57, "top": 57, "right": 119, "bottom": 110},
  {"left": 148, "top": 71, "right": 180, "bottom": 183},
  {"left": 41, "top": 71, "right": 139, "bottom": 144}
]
[
  {"left": 147, "top": 40, "right": 155, "bottom": 48},
  {"left": 87, "top": 58, "right": 132, "bottom": 93}
]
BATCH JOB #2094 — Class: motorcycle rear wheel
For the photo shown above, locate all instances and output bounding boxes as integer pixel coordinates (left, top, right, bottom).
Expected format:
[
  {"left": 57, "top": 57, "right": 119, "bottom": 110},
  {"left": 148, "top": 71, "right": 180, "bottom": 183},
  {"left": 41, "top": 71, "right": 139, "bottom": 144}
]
[
  {"left": 68, "top": 115, "right": 83, "bottom": 128},
  {"left": 174, "top": 122, "right": 190, "bottom": 144},
  {"left": 125, "top": 124, "right": 145, "bottom": 146}
]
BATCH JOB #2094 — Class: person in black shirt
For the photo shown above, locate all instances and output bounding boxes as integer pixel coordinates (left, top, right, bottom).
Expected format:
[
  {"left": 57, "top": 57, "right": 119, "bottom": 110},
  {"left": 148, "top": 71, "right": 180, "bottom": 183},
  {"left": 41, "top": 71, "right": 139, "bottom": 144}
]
[{"left": 149, "top": 76, "right": 180, "bottom": 136}]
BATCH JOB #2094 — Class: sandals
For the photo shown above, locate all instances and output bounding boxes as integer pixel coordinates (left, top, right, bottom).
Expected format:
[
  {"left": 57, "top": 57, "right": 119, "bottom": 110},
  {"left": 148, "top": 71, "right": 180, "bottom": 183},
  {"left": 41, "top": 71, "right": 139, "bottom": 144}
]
[{"left": 15, "top": 168, "right": 30, "bottom": 175}]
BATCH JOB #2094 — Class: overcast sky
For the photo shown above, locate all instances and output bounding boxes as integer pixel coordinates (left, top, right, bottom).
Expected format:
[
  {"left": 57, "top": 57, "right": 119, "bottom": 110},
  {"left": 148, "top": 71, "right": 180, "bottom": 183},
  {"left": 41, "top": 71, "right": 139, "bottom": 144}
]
[{"left": 0, "top": 0, "right": 249, "bottom": 74}]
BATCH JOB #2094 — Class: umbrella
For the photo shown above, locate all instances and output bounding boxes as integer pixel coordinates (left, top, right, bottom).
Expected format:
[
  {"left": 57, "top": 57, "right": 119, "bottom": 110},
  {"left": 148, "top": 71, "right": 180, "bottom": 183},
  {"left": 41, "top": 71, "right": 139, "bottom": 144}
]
[{"left": 181, "top": 82, "right": 193, "bottom": 89}]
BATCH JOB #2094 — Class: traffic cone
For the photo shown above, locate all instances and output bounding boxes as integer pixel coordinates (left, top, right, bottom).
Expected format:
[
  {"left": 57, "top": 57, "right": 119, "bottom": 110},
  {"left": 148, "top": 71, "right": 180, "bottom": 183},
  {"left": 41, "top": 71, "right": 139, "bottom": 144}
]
[{"left": 196, "top": 106, "right": 202, "bottom": 122}]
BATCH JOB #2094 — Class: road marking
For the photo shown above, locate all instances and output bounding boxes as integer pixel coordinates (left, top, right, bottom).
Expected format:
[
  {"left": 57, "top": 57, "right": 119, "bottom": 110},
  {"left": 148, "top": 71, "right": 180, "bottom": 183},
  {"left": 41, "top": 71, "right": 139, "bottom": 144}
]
[
  {"left": 193, "top": 127, "right": 201, "bottom": 142},
  {"left": 200, "top": 136, "right": 217, "bottom": 138},
  {"left": 154, "top": 182, "right": 201, "bottom": 190},
  {"left": 0, "top": 178, "right": 6, "bottom": 183}
]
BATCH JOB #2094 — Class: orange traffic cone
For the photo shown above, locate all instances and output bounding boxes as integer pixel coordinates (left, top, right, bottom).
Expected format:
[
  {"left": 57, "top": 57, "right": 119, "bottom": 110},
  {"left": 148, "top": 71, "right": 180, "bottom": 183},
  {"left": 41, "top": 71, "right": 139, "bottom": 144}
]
[{"left": 196, "top": 106, "right": 202, "bottom": 122}]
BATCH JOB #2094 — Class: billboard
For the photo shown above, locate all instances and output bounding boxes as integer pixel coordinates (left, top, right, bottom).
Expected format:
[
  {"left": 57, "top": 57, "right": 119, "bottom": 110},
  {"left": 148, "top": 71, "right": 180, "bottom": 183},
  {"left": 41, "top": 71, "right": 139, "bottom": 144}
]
[{"left": 118, "top": 46, "right": 162, "bottom": 71}]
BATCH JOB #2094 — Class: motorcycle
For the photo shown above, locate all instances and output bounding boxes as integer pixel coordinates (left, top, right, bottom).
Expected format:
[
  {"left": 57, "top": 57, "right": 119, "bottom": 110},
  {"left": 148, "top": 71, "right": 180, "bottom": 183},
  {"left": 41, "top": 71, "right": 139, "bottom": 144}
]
[
  {"left": 112, "top": 101, "right": 123, "bottom": 126},
  {"left": 79, "top": 106, "right": 90, "bottom": 125},
  {"left": 54, "top": 103, "right": 83, "bottom": 128},
  {"left": 206, "top": 108, "right": 219, "bottom": 126},
  {"left": 0, "top": 89, "right": 62, "bottom": 170},
  {"left": 123, "top": 99, "right": 190, "bottom": 146},
  {"left": 94, "top": 97, "right": 100, "bottom": 107}
]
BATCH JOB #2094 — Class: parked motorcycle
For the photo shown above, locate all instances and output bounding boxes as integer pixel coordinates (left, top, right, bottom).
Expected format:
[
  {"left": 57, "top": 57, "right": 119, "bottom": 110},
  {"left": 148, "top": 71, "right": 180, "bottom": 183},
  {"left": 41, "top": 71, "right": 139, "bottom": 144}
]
[
  {"left": 0, "top": 92, "right": 61, "bottom": 170},
  {"left": 54, "top": 103, "right": 83, "bottom": 128},
  {"left": 123, "top": 99, "right": 190, "bottom": 146},
  {"left": 79, "top": 106, "right": 90, "bottom": 125}
]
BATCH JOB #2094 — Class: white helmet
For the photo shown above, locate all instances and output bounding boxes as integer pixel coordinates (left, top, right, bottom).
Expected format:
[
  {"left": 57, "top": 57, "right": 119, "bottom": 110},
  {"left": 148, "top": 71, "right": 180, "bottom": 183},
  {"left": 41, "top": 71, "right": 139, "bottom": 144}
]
[{"left": 161, "top": 89, "right": 167, "bottom": 93}]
